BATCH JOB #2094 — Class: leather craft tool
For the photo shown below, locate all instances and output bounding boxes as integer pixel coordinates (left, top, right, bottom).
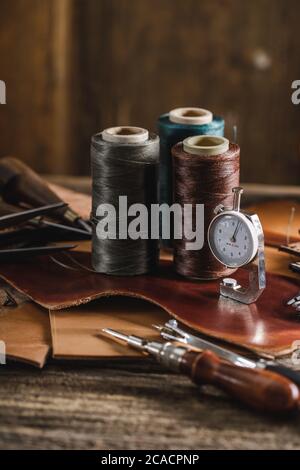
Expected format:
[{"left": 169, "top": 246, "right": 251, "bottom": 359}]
[
  {"left": 0, "top": 226, "right": 80, "bottom": 249},
  {"left": 91, "top": 126, "right": 159, "bottom": 276},
  {"left": 158, "top": 108, "right": 224, "bottom": 249},
  {"left": 287, "top": 293, "right": 300, "bottom": 312},
  {"left": 0, "top": 202, "right": 76, "bottom": 258},
  {"left": 0, "top": 200, "right": 90, "bottom": 239},
  {"left": 278, "top": 204, "right": 300, "bottom": 257},
  {"left": 102, "top": 327, "right": 300, "bottom": 414},
  {"left": 0, "top": 202, "right": 66, "bottom": 229},
  {"left": 0, "top": 244, "right": 76, "bottom": 261},
  {"left": 172, "top": 135, "right": 240, "bottom": 279},
  {"left": 290, "top": 262, "right": 300, "bottom": 275},
  {"left": 0, "top": 156, "right": 91, "bottom": 234},
  {"left": 208, "top": 186, "right": 266, "bottom": 304},
  {"left": 155, "top": 319, "right": 300, "bottom": 388}
]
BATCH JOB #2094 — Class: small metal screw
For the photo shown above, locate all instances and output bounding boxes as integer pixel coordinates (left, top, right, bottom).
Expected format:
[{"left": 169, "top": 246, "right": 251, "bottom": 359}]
[{"left": 214, "top": 204, "right": 225, "bottom": 215}]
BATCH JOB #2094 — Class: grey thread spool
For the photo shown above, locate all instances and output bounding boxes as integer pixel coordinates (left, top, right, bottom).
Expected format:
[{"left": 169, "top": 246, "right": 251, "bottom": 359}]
[{"left": 91, "top": 126, "right": 160, "bottom": 275}]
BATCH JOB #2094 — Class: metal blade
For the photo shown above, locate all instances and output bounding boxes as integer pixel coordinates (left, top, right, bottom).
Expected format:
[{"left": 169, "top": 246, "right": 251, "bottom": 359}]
[
  {"left": 159, "top": 321, "right": 256, "bottom": 369},
  {"left": 76, "top": 218, "right": 92, "bottom": 234},
  {"left": 0, "top": 244, "right": 76, "bottom": 260},
  {"left": 37, "top": 220, "right": 92, "bottom": 237},
  {"left": 0, "top": 202, "right": 67, "bottom": 229},
  {"left": 179, "top": 335, "right": 256, "bottom": 368}
]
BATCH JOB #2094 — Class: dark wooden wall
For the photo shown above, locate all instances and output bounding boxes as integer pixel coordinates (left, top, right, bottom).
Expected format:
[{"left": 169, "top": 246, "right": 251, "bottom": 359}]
[{"left": 0, "top": 0, "right": 299, "bottom": 184}]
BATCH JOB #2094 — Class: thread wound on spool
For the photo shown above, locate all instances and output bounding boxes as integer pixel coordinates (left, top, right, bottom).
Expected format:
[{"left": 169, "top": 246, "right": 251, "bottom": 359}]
[
  {"left": 91, "top": 128, "right": 159, "bottom": 276},
  {"left": 158, "top": 111, "right": 225, "bottom": 248},
  {"left": 172, "top": 140, "right": 240, "bottom": 280}
]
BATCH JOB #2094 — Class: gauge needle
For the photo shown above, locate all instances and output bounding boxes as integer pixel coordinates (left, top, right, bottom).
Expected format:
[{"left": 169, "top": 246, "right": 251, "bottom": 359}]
[{"left": 231, "top": 221, "right": 241, "bottom": 243}]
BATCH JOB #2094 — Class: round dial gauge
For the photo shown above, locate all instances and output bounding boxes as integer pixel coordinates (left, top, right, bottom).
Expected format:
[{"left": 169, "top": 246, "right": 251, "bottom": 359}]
[{"left": 208, "top": 211, "right": 258, "bottom": 268}]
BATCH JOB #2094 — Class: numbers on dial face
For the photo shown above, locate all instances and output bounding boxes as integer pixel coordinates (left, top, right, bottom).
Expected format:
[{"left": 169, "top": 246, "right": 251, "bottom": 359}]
[{"left": 209, "top": 214, "right": 255, "bottom": 267}]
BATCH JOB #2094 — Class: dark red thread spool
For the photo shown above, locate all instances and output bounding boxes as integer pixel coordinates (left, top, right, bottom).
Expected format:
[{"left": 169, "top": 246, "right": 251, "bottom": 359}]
[{"left": 172, "top": 135, "right": 240, "bottom": 280}]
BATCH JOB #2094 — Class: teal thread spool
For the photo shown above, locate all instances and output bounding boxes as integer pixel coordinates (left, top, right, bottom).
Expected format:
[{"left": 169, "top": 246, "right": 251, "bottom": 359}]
[
  {"left": 158, "top": 107, "right": 225, "bottom": 247},
  {"left": 158, "top": 107, "right": 224, "bottom": 207}
]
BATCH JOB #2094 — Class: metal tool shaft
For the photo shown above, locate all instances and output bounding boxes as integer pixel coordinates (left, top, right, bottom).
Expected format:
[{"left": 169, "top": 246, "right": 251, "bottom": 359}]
[
  {"left": 102, "top": 328, "right": 186, "bottom": 369},
  {"left": 0, "top": 202, "right": 67, "bottom": 230}
]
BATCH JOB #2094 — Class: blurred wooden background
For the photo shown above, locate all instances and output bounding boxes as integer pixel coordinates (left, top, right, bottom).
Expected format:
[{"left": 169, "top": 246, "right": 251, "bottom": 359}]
[{"left": 0, "top": 0, "right": 299, "bottom": 184}]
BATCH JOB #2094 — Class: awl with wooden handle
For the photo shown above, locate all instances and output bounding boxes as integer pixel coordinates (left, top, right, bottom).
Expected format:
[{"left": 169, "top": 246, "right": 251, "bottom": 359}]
[
  {"left": 155, "top": 319, "right": 300, "bottom": 388},
  {"left": 102, "top": 328, "right": 300, "bottom": 414}
]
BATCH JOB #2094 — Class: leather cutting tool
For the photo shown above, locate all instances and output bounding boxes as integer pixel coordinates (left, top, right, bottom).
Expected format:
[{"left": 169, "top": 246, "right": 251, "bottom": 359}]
[
  {"left": 0, "top": 202, "right": 66, "bottom": 229},
  {"left": 0, "top": 202, "right": 76, "bottom": 258},
  {"left": 0, "top": 200, "right": 90, "bottom": 238},
  {"left": 154, "top": 319, "right": 300, "bottom": 388},
  {"left": 102, "top": 327, "right": 299, "bottom": 414},
  {"left": 0, "top": 156, "right": 92, "bottom": 234}
]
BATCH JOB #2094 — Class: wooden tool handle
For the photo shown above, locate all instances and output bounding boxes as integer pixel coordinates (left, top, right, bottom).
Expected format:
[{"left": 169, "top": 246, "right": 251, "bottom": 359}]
[
  {"left": 180, "top": 350, "right": 300, "bottom": 413},
  {"left": 0, "top": 156, "right": 63, "bottom": 208}
]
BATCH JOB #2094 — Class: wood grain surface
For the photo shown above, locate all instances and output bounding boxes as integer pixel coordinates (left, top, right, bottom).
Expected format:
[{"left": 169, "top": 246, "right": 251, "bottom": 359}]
[
  {"left": 0, "top": 0, "right": 73, "bottom": 174},
  {"left": 1, "top": 0, "right": 300, "bottom": 183},
  {"left": 1, "top": 362, "right": 300, "bottom": 450}
]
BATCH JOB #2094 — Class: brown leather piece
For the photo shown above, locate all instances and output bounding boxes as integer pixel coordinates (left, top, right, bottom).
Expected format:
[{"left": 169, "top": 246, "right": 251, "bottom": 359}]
[
  {"left": 0, "top": 302, "right": 51, "bottom": 367},
  {"left": 50, "top": 296, "right": 168, "bottom": 359},
  {"left": 48, "top": 183, "right": 91, "bottom": 221},
  {"left": 0, "top": 250, "right": 299, "bottom": 356},
  {"left": 264, "top": 231, "right": 300, "bottom": 248},
  {"left": 248, "top": 199, "right": 300, "bottom": 245}
]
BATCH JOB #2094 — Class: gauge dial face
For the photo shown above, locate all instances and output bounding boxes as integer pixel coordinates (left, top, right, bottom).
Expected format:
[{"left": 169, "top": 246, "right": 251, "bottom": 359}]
[{"left": 208, "top": 212, "right": 258, "bottom": 268}]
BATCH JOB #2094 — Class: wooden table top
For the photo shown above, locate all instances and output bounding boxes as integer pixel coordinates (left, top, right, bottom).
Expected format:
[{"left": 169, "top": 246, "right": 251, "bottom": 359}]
[
  {"left": 1, "top": 360, "right": 300, "bottom": 450},
  {"left": 0, "top": 179, "right": 300, "bottom": 450}
]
